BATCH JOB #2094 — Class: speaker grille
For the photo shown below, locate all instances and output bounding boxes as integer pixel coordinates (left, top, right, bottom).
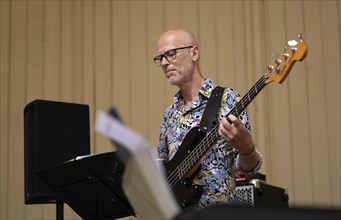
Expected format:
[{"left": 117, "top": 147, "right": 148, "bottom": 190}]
[{"left": 235, "top": 185, "right": 254, "bottom": 206}]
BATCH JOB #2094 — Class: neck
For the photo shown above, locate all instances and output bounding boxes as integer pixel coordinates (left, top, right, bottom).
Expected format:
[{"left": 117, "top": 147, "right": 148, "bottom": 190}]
[{"left": 179, "top": 74, "right": 205, "bottom": 108}]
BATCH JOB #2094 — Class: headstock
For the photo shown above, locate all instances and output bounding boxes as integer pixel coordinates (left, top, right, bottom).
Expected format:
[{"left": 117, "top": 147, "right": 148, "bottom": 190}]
[{"left": 265, "top": 34, "right": 308, "bottom": 84}]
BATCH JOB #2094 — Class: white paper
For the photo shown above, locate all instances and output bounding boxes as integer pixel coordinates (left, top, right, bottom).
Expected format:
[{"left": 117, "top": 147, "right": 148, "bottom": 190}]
[
  {"left": 95, "top": 111, "right": 145, "bottom": 153},
  {"left": 95, "top": 111, "right": 180, "bottom": 220}
]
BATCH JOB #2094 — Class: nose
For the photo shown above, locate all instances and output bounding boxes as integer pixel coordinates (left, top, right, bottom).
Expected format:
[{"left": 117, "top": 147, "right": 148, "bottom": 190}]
[{"left": 160, "top": 56, "right": 170, "bottom": 66}]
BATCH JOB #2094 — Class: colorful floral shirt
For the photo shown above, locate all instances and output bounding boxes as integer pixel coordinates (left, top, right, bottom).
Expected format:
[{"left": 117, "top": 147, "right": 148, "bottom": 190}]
[{"left": 158, "top": 78, "right": 262, "bottom": 208}]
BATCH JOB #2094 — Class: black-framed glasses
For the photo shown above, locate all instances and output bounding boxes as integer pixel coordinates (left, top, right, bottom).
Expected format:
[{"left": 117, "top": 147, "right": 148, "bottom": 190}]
[{"left": 153, "top": 46, "right": 193, "bottom": 66}]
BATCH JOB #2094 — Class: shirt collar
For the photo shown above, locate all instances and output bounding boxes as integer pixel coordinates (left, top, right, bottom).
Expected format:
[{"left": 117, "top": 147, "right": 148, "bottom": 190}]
[
  {"left": 199, "top": 78, "right": 215, "bottom": 98},
  {"left": 173, "top": 78, "right": 216, "bottom": 107}
]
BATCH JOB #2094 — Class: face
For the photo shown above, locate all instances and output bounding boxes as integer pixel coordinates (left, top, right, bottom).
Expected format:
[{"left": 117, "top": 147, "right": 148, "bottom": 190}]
[{"left": 156, "top": 32, "right": 195, "bottom": 86}]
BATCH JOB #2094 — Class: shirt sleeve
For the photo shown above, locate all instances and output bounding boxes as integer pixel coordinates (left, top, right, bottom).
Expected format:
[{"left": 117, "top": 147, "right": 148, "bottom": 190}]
[
  {"left": 157, "top": 108, "right": 170, "bottom": 161},
  {"left": 221, "top": 87, "right": 263, "bottom": 177}
]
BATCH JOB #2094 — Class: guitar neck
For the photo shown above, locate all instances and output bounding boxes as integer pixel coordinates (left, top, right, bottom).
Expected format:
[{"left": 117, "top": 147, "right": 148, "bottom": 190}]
[
  {"left": 189, "top": 75, "right": 268, "bottom": 169},
  {"left": 229, "top": 75, "right": 268, "bottom": 117}
]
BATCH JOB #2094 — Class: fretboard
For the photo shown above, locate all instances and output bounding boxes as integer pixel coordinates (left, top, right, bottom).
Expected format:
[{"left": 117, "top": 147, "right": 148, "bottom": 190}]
[{"left": 178, "top": 75, "right": 268, "bottom": 178}]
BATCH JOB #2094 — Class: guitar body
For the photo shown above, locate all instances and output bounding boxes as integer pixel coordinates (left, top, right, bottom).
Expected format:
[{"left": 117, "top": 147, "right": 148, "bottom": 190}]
[{"left": 164, "top": 126, "right": 206, "bottom": 208}]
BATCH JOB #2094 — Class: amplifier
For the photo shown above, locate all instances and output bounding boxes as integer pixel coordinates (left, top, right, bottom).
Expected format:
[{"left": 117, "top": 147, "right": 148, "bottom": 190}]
[{"left": 236, "top": 179, "right": 289, "bottom": 208}]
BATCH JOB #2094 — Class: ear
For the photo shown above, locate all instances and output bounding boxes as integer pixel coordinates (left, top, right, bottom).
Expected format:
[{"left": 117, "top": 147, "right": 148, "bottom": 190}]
[{"left": 191, "top": 46, "right": 199, "bottom": 61}]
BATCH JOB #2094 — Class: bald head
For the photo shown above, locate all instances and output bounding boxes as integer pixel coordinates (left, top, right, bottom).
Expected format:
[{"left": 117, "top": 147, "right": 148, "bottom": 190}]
[
  {"left": 155, "top": 29, "right": 203, "bottom": 88},
  {"left": 157, "top": 29, "right": 198, "bottom": 53}
]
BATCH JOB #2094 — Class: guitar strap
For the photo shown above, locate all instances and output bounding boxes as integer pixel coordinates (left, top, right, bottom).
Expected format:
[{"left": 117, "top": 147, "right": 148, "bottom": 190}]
[{"left": 199, "top": 86, "right": 225, "bottom": 133}]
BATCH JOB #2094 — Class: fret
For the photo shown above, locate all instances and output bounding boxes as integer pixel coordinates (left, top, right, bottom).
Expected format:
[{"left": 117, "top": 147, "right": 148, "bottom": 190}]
[{"left": 182, "top": 75, "right": 268, "bottom": 173}]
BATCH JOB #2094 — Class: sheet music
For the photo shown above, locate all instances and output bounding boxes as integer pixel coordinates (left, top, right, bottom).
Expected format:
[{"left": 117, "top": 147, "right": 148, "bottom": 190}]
[
  {"left": 96, "top": 112, "right": 145, "bottom": 153},
  {"left": 95, "top": 111, "right": 180, "bottom": 220}
]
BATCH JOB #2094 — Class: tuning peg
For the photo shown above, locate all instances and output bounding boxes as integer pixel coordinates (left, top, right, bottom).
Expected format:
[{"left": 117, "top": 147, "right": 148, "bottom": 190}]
[
  {"left": 283, "top": 46, "right": 290, "bottom": 60},
  {"left": 275, "top": 58, "right": 282, "bottom": 64},
  {"left": 283, "top": 53, "right": 290, "bottom": 60},
  {"left": 298, "top": 33, "right": 303, "bottom": 42},
  {"left": 267, "top": 65, "right": 274, "bottom": 72}
]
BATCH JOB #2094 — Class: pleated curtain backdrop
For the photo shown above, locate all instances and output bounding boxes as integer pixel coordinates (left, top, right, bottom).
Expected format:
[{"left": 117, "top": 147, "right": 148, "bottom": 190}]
[{"left": 1, "top": 0, "right": 340, "bottom": 219}]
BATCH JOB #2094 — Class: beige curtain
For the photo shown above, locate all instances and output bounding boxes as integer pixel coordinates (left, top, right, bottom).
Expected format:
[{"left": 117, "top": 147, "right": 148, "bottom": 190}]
[{"left": 1, "top": 0, "right": 340, "bottom": 219}]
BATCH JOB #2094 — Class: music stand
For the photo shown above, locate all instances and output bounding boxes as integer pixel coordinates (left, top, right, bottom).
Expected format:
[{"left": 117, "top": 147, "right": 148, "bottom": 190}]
[{"left": 37, "top": 151, "right": 135, "bottom": 220}]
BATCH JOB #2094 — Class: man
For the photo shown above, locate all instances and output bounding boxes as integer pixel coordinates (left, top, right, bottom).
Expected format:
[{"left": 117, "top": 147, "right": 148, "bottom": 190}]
[{"left": 154, "top": 29, "right": 262, "bottom": 208}]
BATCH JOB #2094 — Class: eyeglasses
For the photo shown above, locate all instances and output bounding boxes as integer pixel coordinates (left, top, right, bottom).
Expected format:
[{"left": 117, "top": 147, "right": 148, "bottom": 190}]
[{"left": 153, "top": 46, "right": 193, "bottom": 66}]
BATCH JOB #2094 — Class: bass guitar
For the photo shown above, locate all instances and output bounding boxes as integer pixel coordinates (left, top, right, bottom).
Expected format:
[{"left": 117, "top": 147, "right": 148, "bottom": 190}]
[{"left": 164, "top": 34, "right": 308, "bottom": 208}]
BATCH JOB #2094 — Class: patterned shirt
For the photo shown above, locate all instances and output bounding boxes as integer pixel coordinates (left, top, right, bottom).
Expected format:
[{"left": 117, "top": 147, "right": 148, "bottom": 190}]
[{"left": 158, "top": 78, "right": 262, "bottom": 207}]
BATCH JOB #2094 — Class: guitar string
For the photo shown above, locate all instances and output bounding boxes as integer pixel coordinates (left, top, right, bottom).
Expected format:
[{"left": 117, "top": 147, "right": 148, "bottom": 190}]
[
  {"left": 166, "top": 75, "right": 268, "bottom": 187},
  {"left": 179, "top": 75, "right": 268, "bottom": 175},
  {"left": 166, "top": 75, "right": 268, "bottom": 188},
  {"left": 179, "top": 58, "right": 296, "bottom": 176}
]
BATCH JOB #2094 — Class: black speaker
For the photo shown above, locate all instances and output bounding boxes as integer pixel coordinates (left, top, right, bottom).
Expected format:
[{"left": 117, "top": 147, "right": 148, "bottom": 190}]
[{"left": 24, "top": 99, "right": 90, "bottom": 204}]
